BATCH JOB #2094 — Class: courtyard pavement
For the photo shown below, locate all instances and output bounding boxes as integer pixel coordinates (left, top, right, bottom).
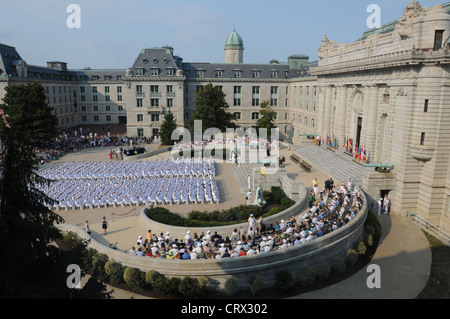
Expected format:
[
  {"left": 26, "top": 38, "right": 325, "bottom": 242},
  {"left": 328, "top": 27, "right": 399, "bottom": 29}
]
[{"left": 50, "top": 142, "right": 431, "bottom": 300}]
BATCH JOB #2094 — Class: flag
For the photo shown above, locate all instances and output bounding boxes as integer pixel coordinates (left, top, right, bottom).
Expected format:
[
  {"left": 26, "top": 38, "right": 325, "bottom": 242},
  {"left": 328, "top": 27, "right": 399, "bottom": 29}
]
[
  {"left": 354, "top": 143, "right": 358, "bottom": 160},
  {"left": 343, "top": 138, "right": 347, "bottom": 151},
  {"left": 0, "top": 107, "right": 11, "bottom": 128},
  {"left": 362, "top": 146, "right": 367, "bottom": 164},
  {"left": 260, "top": 167, "right": 268, "bottom": 176},
  {"left": 359, "top": 145, "right": 362, "bottom": 162}
]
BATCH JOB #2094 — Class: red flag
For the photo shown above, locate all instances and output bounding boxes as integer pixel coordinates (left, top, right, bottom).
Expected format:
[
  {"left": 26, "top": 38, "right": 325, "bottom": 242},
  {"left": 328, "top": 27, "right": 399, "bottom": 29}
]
[{"left": 0, "top": 108, "right": 11, "bottom": 128}]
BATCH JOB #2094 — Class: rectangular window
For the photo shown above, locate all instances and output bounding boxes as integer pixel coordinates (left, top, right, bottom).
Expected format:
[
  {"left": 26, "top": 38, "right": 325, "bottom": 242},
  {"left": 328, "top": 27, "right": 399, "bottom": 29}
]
[
  {"left": 167, "top": 98, "right": 173, "bottom": 107},
  {"left": 137, "top": 129, "right": 144, "bottom": 137},
  {"left": 252, "top": 71, "right": 260, "bottom": 78},
  {"left": 136, "top": 85, "right": 143, "bottom": 94},
  {"left": 151, "top": 114, "right": 160, "bottom": 122},
  {"left": 271, "top": 71, "right": 278, "bottom": 78},
  {"left": 252, "top": 112, "right": 259, "bottom": 120},
  {"left": 434, "top": 30, "right": 444, "bottom": 51},
  {"left": 106, "top": 115, "right": 111, "bottom": 121},
  {"left": 150, "top": 85, "right": 159, "bottom": 93},
  {"left": 252, "top": 86, "right": 260, "bottom": 95},
  {"left": 420, "top": 132, "right": 426, "bottom": 145},
  {"left": 82, "top": 115, "right": 87, "bottom": 122},
  {"left": 136, "top": 98, "right": 143, "bottom": 107},
  {"left": 234, "top": 98, "right": 241, "bottom": 107},
  {"left": 166, "top": 85, "right": 173, "bottom": 93},
  {"left": 424, "top": 99, "right": 429, "bottom": 113},
  {"left": 234, "top": 112, "right": 241, "bottom": 120},
  {"left": 252, "top": 98, "right": 260, "bottom": 107},
  {"left": 93, "top": 105, "right": 98, "bottom": 112},
  {"left": 234, "top": 70, "right": 242, "bottom": 78},
  {"left": 81, "top": 105, "right": 86, "bottom": 112},
  {"left": 151, "top": 99, "right": 159, "bottom": 107},
  {"left": 215, "top": 70, "right": 223, "bottom": 78},
  {"left": 106, "top": 105, "right": 111, "bottom": 111},
  {"left": 94, "top": 115, "right": 99, "bottom": 122},
  {"left": 150, "top": 69, "right": 159, "bottom": 76},
  {"left": 118, "top": 105, "right": 123, "bottom": 111},
  {"left": 137, "top": 114, "right": 144, "bottom": 122},
  {"left": 166, "top": 69, "right": 174, "bottom": 76},
  {"left": 93, "top": 95, "right": 98, "bottom": 102},
  {"left": 196, "top": 70, "right": 205, "bottom": 78},
  {"left": 135, "top": 68, "right": 144, "bottom": 76},
  {"left": 234, "top": 86, "right": 241, "bottom": 94},
  {"left": 270, "top": 98, "right": 278, "bottom": 107},
  {"left": 80, "top": 87, "right": 85, "bottom": 94},
  {"left": 92, "top": 86, "right": 97, "bottom": 93}
]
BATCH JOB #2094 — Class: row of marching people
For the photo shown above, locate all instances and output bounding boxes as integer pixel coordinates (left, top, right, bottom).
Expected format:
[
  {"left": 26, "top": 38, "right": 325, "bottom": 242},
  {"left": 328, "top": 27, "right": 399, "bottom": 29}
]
[
  {"left": 39, "top": 158, "right": 216, "bottom": 181},
  {"left": 38, "top": 175, "right": 220, "bottom": 211}
]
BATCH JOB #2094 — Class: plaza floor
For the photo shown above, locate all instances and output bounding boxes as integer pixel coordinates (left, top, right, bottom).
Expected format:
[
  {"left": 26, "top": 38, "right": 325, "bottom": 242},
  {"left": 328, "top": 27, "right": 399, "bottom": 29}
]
[{"left": 50, "top": 142, "right": 431, "bottom": 299}]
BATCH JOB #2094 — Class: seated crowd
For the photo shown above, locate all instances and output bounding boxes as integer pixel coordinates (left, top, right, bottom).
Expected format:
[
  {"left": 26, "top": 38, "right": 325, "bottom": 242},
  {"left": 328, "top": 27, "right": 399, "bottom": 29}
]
[
  {"left": 128, "top": 181, "right": 364, "bottom": 260},
  {"left": 37, "top": 158, "right": 220, "bottom": 210}
]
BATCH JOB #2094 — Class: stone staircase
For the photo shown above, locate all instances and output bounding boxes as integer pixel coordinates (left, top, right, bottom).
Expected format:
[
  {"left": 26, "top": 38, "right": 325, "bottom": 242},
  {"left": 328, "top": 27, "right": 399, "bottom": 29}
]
[{"left": 291, "top": 145, "right": 373, "bottom": 187}]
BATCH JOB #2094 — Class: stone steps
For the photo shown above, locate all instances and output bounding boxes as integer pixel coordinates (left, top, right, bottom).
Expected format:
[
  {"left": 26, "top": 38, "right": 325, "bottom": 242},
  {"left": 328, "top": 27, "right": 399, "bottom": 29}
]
[{"left": 291, "top": 145, "right": 372, "bottom": 187}]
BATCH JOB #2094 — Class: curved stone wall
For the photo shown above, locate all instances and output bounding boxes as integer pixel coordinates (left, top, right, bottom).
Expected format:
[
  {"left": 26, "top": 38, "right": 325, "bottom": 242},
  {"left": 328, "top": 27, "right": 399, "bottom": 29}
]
[
  {"left": 139, "top": 183, "right": 309, "bottom": 240},
  {"left": 57, "top": 191, "right": 368, "bottom": 291}
]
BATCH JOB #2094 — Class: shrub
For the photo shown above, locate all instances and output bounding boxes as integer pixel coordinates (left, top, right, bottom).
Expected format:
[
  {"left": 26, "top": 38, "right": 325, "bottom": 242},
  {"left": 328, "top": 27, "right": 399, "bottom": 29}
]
[
  {"left": 165, "top": 277, "right": 181, "bottom": 296},
  {"left": 146, "top": 270, "right": 164, "bottom": 288},
  {"left": 178, "top": 277, "right": 201, "bottom": 299},
  {"left": 247, "top": 275, "right": 263, "bottom": 296},
  {"left": 104, "top": 260, "right": 125, "bottom": 284},
  {"left": 82, "top": 247, "right": 97, "bottom": 269},
  {"left": 365, "top": 211, "right": 382, "bottom": 241},
  {"left": 357, "top": 241, "right": 367, "bottom": 256},
  {"left": 315, "top": 263, "right": 331, "bottom": 281},
  {"left": 345, "top": 249, "right": 359, "bottom": 266},
  {"left": 366, "top": 234, "right": 374, "bottom": 247},
  {"left": 198, "top": 276, "right": 209, "bottom": 293},
  {"left": 123, "top": 267, "right": 145, "bottom": 291},
  {"left": 153, "top": 275, "right": 169, "bottom": 294},
  {"left": 297, "top": 266, "right": 315, "bottom": 287},
  {"left": 364, "top": 224, "right": 375, "bottom": 237},
  {"left": 275, "top": 270, "right": 295, "bottom": 292},
  {"left": 271, "top": 186, "right": 286, "bottom": 204},
  {"left": 281, "top": 197, "right": 296, "bottom": 210},
  {"left": 91, "top": 252, "right": 109, "bottom": 276},
  {"left": 331, "top": 257, "right": 346, "bottom": 274},
  {"left": 263, "top": 190, "right": 273, "bottom": 203},
  {"left": 224, "top": 277, "right": 239, "bottom": 296}
]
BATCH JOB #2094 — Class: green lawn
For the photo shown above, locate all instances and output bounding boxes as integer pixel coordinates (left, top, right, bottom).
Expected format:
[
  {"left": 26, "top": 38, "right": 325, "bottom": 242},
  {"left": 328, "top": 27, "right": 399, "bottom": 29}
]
[{"left": 416, "top": 231, "right": 450, "bottom": 299}]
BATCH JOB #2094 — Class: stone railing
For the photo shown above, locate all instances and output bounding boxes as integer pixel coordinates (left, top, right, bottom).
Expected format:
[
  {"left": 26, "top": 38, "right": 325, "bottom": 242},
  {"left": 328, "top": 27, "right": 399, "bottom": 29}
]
[{"left": 56, "top": 191, "right": 368, "bottom": 291}]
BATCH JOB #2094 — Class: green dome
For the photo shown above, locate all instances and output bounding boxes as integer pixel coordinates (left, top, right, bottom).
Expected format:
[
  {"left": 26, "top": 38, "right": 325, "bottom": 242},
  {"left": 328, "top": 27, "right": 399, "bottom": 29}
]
[{"left": 225, "top": 28, "right": 244, "bottom": 49}]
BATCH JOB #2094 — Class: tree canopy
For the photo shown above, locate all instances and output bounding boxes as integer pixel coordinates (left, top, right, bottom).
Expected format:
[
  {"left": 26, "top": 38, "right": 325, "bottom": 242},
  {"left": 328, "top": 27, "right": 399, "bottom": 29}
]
[
  {"left": 159, "top": 108, "right": 178, "bottom": 146},
  {"left": 257, "top": 100, "right": 277, "bottom": 139},
  {"left": 187, "top": 83, "right": 236, "bottom": 138},
  {"left": 0, "top": 82, "right": 108, "bottom": 298}
]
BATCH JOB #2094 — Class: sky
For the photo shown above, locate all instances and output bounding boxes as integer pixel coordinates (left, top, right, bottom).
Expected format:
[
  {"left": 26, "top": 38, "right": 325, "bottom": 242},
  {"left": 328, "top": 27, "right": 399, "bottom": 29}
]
[{"left": 0, "top": 0, "right": 444, "bottom": 69}]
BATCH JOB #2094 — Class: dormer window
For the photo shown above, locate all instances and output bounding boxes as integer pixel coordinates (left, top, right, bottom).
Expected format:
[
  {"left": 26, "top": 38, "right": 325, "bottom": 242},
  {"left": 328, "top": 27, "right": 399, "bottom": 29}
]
[
  {"left": 233, "top": 70, "right": 242, "bottom": 78},
  {"left": 196, "top": 70, "right": 205, "bottom": 78},
  {"left": 135, "top": 68, "right": 144, "bottom": 76}
]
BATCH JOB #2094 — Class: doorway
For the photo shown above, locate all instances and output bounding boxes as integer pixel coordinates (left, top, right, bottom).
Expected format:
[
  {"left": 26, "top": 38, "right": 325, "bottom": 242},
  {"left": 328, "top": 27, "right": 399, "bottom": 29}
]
[{"left": 356, "top": 117, "right": 362, "bottom": 146}]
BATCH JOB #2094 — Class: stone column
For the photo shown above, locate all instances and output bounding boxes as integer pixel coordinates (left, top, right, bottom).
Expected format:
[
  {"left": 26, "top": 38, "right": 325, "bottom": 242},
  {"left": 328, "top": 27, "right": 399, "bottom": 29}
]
[
  {"left": 316, "top": 85, "right": 326, "bottom": 139},
  {"left": 361, "top": 85, "right": 379, "bottom": 162},
  {"left": 334, "top": 85, "right": 348, "bottom": 148},
  {"left": 322, "top": 85, "right": 333, "bottom": 138}
]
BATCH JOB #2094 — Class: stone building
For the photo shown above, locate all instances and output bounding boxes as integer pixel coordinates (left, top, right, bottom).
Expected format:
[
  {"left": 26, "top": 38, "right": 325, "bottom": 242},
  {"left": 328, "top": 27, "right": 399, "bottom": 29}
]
[
  {"left": 1, "top": 1, "right": 450, "bottom": 234},
  {"left": 311, "top": 1, "right": 450, "bottom": 233}
]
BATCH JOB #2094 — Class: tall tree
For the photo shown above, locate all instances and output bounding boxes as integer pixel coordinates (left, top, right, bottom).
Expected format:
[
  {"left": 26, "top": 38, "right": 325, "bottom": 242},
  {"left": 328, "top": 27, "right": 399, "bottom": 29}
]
[
  {"left": 187, "top": 83, "right": 236, "bottom": 138},
  {"left": 257, "top": 100, "right": 277, "bottom": 139},
  {"left": 159, "top": 108, "right": 178, "bottom": 146},
  {"left": 0, "top": 82, "right": 81, "bottom": 297}
]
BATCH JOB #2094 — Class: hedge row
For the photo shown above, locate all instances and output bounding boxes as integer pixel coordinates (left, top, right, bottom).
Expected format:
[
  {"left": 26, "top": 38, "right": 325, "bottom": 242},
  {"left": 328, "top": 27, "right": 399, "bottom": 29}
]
[{"left": 145, "top": 187, "right": 295, "bottom": 228}]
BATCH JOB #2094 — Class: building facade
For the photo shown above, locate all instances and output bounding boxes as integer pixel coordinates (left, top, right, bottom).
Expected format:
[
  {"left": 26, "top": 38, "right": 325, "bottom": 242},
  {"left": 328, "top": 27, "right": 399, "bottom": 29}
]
[{"left": 1, "top": 1, "right": 450, "bottom": 234}]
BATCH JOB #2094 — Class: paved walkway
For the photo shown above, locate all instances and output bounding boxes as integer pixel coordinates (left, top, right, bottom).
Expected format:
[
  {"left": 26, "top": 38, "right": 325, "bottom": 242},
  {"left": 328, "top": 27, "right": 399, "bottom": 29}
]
[{"left": 50, "top": 143, "right": 431, "bottom": 299}]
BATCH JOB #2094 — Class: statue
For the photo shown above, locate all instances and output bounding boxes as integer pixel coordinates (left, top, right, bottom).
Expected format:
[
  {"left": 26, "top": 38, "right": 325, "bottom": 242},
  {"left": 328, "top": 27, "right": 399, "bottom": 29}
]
[{"left": 253, "top": 185, "right": 267, "bottom": 207}]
